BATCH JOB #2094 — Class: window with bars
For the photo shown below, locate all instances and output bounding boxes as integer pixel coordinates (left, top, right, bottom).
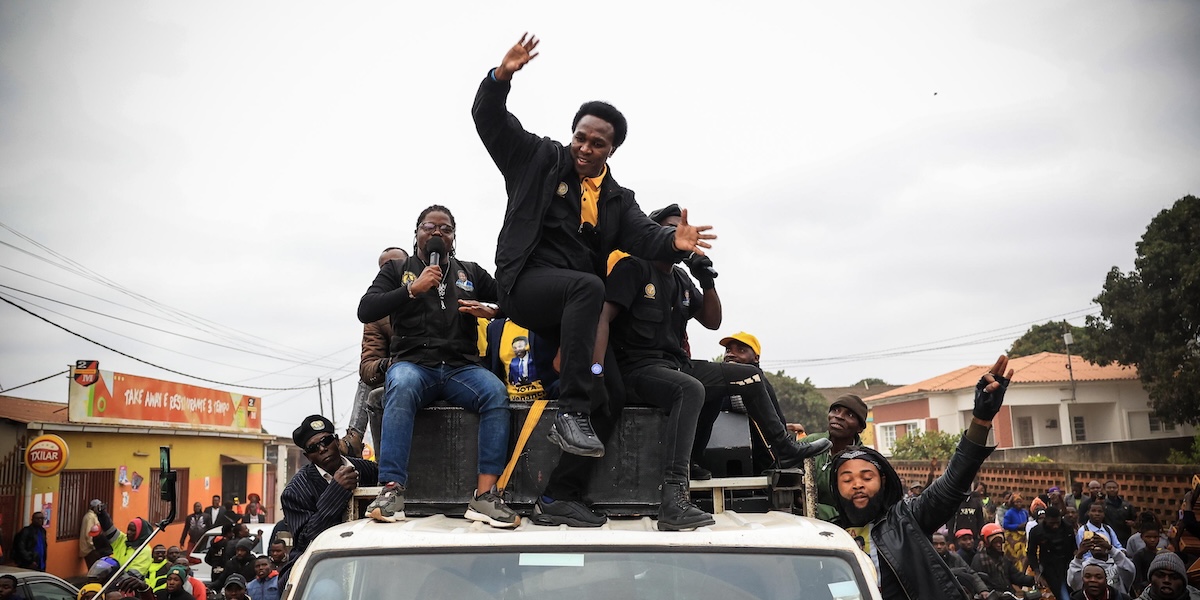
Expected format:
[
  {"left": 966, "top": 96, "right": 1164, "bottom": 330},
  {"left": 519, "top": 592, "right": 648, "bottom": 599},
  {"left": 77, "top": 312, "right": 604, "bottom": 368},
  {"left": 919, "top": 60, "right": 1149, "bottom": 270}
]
[
  {"left": 57, "top": 469, "right": 114, "bottom": 541},
  {"left": 1149, "top": 415, "right": 1176, "bottom": 433},
  {"left": 1072, "top": 416, "right": 1087, "bottom": 442},
  {"left": 149, "top": 468, "right": 189, "bottom": 524}
]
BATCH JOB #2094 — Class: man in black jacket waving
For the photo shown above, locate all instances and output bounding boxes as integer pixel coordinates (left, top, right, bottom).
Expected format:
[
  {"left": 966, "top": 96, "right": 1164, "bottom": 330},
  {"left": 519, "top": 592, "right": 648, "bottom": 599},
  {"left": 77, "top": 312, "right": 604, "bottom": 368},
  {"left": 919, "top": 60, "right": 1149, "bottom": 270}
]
[
  {"left": 831, "top": 355, "right": 1015, "bottom": 600},
  {"left": 473, "top": 34, "right": 716, "bottom": 459}
]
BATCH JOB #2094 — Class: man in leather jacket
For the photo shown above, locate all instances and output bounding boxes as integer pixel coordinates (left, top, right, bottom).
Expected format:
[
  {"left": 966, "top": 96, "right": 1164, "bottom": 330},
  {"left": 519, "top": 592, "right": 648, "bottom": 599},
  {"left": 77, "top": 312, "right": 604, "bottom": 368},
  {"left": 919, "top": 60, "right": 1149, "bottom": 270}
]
[{"left": 830, "top": 355, "right": 1014, "bottom": 600}]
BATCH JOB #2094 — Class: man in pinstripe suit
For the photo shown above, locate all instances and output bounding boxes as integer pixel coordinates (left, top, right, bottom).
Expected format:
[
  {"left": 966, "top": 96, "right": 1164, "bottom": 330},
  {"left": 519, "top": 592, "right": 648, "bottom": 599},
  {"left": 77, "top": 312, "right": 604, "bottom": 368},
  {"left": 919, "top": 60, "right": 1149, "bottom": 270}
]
[{"left": 279, "top": 415, "right": 378, "bottom": 584}]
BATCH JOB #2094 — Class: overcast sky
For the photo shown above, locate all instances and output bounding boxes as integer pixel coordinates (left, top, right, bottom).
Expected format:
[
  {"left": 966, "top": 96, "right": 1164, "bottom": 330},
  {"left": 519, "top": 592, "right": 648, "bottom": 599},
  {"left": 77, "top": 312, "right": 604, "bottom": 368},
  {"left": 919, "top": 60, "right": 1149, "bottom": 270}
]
[{"left": 1, "top": 1, "right": 1197, "bottom": 437}]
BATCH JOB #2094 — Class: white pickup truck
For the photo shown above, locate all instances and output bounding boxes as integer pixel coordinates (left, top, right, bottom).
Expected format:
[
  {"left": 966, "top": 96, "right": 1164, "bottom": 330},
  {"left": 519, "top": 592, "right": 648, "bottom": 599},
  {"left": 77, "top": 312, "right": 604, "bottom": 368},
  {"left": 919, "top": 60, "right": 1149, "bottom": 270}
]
[{"left": 280, "top": 510, "right": 879, "bottom": 600}]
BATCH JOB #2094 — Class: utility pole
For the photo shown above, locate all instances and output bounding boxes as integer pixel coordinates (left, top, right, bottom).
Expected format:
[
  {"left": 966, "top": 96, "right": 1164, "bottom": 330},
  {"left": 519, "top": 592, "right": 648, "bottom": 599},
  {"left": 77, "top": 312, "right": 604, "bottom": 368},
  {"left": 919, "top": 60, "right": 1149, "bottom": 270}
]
[
  {"left": 317, "top": 379, "right": 325, "bottom": 416},
  {"left": 328, "top": 379, "right": 336, "bottom": 427},
  {"left": 1063, "top": 331, "right": 1077, "bottom": 403}
]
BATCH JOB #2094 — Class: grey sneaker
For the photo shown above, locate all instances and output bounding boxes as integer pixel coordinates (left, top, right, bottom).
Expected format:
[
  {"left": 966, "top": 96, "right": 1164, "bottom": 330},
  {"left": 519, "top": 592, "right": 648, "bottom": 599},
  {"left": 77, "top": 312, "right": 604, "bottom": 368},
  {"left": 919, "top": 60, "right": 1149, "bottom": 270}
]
[
  {"left": 465, "top": 489, "right": 520, "bottom": 528},
  {"left": 366, "top": 482, "right": 405, "bottom": 522}
]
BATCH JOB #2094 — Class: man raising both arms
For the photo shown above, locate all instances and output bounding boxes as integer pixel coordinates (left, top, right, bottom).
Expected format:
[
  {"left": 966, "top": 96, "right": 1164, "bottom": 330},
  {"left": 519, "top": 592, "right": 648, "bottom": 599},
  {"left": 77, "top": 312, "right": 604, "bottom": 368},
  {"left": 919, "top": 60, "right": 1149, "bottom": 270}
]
[{"left": 473, "top": 34, "right": 716, "bottom": 458}]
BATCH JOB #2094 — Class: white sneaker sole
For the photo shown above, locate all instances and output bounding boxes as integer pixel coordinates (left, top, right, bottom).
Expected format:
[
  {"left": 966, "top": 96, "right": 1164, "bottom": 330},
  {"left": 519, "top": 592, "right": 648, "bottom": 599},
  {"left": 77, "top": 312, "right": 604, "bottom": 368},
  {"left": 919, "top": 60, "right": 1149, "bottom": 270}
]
[
  {"left": 465, "top": 508, "right": 520, "bottom": 529},
  {"left": 366, "top": 506, "right": 405, "bottom": 523}
]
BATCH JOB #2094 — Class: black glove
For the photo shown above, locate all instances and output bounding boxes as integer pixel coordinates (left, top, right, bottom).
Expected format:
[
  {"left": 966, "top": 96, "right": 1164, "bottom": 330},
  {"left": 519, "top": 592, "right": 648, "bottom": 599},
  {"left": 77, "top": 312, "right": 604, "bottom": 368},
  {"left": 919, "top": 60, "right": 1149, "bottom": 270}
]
[
  {"left": 972, "top": 373, "right": 1010, "bottom": 421},
  {"left": 685, "top": 254, "right": 717, "bottom": 289}
]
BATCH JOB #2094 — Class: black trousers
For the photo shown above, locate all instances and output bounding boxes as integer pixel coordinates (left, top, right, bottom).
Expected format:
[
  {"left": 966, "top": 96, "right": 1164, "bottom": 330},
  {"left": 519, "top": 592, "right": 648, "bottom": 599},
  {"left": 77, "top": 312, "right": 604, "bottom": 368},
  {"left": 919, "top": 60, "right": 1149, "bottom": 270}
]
[
  {"left": 501, "top": 267, "right": 606, "bottom": 415},
  {"left": 688, "top": 360, "right": 787, "bottom": 467},
  {"left": 622, "top": 365, "right": 705, "bottom": 484},
  {"left": 542, "top": 347, "right": 625, "bottom": 501}
]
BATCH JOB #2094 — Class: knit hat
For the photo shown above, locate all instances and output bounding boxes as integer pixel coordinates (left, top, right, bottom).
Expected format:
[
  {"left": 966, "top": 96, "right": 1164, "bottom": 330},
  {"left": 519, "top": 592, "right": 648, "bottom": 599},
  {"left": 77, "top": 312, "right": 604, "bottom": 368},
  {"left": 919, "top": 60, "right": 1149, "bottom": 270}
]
[
  {"left": 830, "top": 394, "right": 868, "bottom": 428},
  {"left": 166, "top": 565, "right": 188, "bottom": 582},
  {"left": 719, "top": 332, "right": 761, "bottom": 357},
  {"left": 293, "top": 414, "right": 335, "bottom": 448},
  {"left": 236, "top": 537, "right": 255, "bottom": 550},
  {"left": 1149, "top": 552, "right": 1188, "bottom": 580}
]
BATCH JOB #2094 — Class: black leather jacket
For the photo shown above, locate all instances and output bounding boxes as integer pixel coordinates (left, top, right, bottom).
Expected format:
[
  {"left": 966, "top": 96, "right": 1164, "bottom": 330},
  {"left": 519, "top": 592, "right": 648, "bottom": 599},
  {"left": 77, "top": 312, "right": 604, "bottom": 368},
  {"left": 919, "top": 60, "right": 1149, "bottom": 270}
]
[{"left": 831, "top": 438, "right": 994, "bottom": 600}]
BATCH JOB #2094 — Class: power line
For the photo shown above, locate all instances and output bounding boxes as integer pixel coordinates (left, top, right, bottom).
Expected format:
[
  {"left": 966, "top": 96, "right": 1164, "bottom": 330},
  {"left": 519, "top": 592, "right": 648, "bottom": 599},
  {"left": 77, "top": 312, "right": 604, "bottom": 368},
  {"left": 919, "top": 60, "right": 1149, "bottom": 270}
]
[
  {"left": 0, "top": 370, "right": 69, "bottom": 394},
  {"left": 0, "top": 223, "right": 337, "bottom": 364},
  {"left": 0, "top": 295, "right": 337, "bottom": 391},
  {"left": 762, "top": 306, "right": 1100, "bottom": 368},
  {"left": 0, "top": 283, "right": 348, "bottom": 371}
]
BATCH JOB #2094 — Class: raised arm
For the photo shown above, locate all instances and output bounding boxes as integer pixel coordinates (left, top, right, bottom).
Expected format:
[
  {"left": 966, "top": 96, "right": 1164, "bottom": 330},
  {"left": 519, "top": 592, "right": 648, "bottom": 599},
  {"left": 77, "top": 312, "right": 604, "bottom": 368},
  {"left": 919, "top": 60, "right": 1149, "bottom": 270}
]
[
  {"left": 910, "top": 356, "right": 1013, "bottom": 533},
  {"left": 472, "top": 34, "right": 546, "bottom": 177}
]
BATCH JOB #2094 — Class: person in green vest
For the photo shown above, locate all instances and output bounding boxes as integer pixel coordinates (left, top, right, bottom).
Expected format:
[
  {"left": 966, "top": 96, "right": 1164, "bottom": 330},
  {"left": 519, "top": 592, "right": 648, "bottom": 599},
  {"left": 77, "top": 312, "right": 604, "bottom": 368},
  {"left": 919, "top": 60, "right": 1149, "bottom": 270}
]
[
  {"left": 806, "top": 394, "right": 868, "bottom": 522},
  {"left": 109, "top": 517, "right": 156, "bottom": 579},
  {"left": 146, "top": 545, "right": 170, "bottom": 591}
]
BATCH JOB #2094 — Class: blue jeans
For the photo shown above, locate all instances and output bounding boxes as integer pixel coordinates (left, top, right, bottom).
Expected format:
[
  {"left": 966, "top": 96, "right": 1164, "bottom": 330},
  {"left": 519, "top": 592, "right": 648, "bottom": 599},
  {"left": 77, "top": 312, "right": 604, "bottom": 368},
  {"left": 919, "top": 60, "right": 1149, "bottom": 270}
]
[{"left": 379, "top": 362, "right": 510, "bottom": 487}]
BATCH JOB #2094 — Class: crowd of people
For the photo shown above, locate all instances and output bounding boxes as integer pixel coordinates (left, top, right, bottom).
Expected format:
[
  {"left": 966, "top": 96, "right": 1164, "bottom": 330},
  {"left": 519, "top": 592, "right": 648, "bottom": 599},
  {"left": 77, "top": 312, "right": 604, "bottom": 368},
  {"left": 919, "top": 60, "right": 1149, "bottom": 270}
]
[
  {"left": 2, "top": 494, "right": 288, "bottom": 600},
  {"left": 911, "top": 477, "right": 1200, "bottom": 600},
  {"left": 272, "top": 33, "right": 1200, "bottom": 600},
  {"left": 6, "top": 31, "right": 1197, "bottom": 600}
]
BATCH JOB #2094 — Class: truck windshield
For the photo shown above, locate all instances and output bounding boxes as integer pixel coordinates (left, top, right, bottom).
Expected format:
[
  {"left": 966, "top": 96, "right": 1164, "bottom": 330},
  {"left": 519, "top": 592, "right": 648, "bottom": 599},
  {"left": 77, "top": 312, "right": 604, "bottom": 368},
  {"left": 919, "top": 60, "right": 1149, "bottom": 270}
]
[{"left": 296, "top": 550, "right": 866, "bottom": 600}]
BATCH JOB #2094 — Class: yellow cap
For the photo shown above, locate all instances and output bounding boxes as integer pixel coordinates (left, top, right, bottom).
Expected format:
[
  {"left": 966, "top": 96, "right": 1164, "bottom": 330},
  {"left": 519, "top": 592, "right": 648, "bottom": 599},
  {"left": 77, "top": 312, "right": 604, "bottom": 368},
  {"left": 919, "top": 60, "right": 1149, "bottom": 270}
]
[{"left": 719, "top": 332, "right": 761, "bottom": 356}]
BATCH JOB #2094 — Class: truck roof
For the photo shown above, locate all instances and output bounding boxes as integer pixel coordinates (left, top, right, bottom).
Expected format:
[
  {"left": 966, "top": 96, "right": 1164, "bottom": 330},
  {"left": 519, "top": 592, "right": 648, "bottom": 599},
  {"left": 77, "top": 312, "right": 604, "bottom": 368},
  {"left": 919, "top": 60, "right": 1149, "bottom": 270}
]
[{"left": 301, "top": 510, "right": 858, "bottom": 553}]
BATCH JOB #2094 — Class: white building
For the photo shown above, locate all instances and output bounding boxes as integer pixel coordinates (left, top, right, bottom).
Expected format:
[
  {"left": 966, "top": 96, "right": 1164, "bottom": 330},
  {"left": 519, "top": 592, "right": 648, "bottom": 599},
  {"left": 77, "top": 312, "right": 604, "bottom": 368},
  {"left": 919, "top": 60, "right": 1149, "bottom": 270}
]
[{"left": 864, "top": 352, "right": 1194, "bottom": 455}]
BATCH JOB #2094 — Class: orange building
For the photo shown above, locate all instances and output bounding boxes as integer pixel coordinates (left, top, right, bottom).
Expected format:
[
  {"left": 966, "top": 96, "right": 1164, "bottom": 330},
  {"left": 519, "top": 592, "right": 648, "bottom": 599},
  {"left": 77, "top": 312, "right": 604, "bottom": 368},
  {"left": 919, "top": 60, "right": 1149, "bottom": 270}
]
[{"left": 0, "top": 365, "right": 274, "bottom": 579}]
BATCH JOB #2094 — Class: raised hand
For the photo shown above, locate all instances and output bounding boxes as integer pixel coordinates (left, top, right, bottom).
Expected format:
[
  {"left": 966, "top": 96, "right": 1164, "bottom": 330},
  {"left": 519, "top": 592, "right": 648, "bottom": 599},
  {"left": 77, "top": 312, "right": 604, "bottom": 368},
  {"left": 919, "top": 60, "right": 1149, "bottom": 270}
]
[
  {"left": 494, "top": 33, "right": 539, "bottom": 81},
  {"left": 972, "top": 355, "right": 1014, "bottom": 422},
  {"left": 684, "top": 253, "right": 717, "bottom": 289},
  {"left": 672, "top": 209, "right": 716, "bottom": 255}
]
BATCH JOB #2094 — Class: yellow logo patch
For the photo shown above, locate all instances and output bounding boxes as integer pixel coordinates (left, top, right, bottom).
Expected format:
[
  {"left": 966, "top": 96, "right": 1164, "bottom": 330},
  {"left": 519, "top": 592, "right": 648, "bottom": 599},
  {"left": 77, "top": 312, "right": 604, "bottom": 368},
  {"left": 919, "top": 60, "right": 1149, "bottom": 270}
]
[
  {"left": 401, "top": 271, "right": 417, "bottom": 285},
  {"left": 644, "top": 283, "right": 656, "bottom": 299},
  {"left": 556, "top": 182, "right": 568, "bottom": 197}
]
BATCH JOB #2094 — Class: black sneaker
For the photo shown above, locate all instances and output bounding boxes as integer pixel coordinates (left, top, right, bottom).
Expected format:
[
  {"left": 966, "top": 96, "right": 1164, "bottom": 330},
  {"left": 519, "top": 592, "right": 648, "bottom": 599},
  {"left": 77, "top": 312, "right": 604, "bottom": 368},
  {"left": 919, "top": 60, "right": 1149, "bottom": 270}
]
[
  {"left": 776, "top": 437, "right": 833, "bottom": 470},
  {"left": 548, "top": 411, "right": 605, "bottom": 457},
  {"left": 532, "top": 497, "right": 607, "bottom": 527},
  {"left": 689, "top": 463, "right": 713, "bottom": 481}
]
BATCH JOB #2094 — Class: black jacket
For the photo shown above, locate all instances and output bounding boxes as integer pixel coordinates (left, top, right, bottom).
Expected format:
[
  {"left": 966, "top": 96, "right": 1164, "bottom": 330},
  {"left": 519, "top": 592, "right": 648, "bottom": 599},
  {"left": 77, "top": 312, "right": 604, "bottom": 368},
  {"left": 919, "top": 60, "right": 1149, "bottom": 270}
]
[
  {"left": 358, "top": 255, "right": 497, "bottom": 367},
  {"left": 472, "top": 73, "right": 685, "bottom": 294},
  {"left": 831, "top": 438, "right": 994, "bottom": 600}
]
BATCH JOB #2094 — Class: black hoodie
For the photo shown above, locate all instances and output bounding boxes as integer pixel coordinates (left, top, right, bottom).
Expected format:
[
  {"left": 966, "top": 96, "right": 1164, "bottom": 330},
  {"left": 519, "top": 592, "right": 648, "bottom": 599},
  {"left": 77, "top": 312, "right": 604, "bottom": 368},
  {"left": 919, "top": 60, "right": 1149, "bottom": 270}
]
[{"left": 829, "top": 440, "right": 994, "bottom": 600}]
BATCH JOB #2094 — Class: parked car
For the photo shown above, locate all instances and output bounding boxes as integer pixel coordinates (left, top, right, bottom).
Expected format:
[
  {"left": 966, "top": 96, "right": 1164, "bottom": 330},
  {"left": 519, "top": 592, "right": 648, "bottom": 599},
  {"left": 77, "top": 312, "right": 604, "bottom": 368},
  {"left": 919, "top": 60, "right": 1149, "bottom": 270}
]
[
  {"left": 188, "top": 522, "right": 275, "bottom": 583},
  {"left": 282, "top": 512, "right": 879, "bottom": 600},
  {"left": 0, "top": 565, "right": 80, "bottom": 600}
]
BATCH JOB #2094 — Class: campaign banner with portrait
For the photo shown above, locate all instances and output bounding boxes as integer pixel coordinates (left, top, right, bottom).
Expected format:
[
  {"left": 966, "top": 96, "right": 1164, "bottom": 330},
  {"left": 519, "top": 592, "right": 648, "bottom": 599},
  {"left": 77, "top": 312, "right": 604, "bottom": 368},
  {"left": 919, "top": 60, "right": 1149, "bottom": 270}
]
[{"left": 68, "top": 360, "right": 261, "bottom": 433}]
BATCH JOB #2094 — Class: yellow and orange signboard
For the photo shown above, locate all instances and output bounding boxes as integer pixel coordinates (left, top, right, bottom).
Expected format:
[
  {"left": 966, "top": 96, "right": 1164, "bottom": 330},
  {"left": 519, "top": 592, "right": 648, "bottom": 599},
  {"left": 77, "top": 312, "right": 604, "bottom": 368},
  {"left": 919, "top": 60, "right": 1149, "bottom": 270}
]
[
  {"left": 25, "top": 434, "right": 70, "bottom": 477},
  {"left": 68, "top": 361, "right": 261, "bottom": 433}
]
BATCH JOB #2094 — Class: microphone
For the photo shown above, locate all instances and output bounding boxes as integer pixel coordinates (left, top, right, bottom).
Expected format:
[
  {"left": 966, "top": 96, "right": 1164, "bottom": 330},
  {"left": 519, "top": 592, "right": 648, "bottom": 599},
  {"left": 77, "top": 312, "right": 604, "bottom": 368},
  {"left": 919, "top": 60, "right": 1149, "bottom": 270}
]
[{"left": 426, "top": 237, "right": 446, "bottom": 267}]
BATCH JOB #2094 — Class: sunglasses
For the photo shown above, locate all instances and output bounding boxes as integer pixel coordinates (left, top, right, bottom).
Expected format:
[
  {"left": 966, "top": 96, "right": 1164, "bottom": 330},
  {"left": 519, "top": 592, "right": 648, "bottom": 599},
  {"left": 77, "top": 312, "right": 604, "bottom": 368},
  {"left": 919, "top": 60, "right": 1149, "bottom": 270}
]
[{"left": 304, "top": 434, "right": 338, "bottom": 454}]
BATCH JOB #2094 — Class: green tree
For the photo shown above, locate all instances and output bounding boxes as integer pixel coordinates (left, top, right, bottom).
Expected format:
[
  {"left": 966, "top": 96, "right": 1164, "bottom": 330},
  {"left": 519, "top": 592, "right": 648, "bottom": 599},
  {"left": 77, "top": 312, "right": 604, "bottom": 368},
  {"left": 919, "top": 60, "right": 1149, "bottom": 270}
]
[
  {"left": 890, "top": 430, "right": 961, "bottom": 460},
  {"left": 1084, "top": 195, "right": 1200, "bottom": 425},
  {"left": 1167, "top": 433, "right": 1200, "bottom": 465},
  {"left": 1007, "top": 320, "right": 1089, "bottom": 358},
  {"left": 765, "top": 370, "right": 829, "bottom": 434}
]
